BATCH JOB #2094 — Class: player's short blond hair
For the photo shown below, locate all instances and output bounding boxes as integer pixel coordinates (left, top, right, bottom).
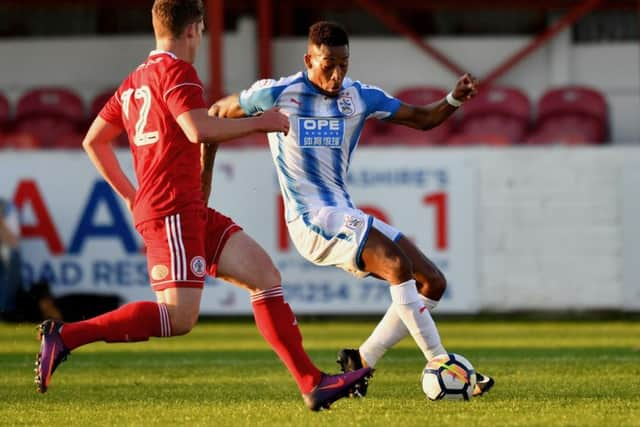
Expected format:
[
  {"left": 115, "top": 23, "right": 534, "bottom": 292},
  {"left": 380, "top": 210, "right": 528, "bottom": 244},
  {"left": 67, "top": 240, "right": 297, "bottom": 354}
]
[{"left": 152, "top": 0, "right": 204, "bottom": 39}]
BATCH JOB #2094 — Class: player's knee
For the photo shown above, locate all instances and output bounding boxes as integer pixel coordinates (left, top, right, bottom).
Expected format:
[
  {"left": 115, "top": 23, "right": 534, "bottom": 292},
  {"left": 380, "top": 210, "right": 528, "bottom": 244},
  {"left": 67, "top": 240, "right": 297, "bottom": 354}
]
[
  {"left": 384, "top": 251, "right": 413, "bottom": 284},
  {"left": 263, "top": 265, "right": 282, "bottom": 288},
  {"left": 250, "top": 259, "right": 282, "bottom": 291},
  {"left": 416, "top": 268, "right": 447, "bottom": 299},
  {"left": 168, "top": 309, "right": 199, "bottom": 336}
]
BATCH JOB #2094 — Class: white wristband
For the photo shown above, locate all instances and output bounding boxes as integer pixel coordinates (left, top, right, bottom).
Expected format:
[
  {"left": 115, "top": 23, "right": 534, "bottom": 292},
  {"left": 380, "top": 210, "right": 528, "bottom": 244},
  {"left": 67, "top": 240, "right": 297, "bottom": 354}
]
[{"left": 446, "top": 92, "right": 463, "bottom": 108}]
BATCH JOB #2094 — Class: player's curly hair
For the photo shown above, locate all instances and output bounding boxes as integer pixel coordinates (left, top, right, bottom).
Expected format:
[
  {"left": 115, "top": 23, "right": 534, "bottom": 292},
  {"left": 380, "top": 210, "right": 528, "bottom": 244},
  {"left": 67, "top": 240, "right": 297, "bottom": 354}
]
[
  {"left": 152, "top": 0, "right": 204, "bottom": 38},
  {"left": 308, "top": 21, "right": 349, "bottom": 47}
]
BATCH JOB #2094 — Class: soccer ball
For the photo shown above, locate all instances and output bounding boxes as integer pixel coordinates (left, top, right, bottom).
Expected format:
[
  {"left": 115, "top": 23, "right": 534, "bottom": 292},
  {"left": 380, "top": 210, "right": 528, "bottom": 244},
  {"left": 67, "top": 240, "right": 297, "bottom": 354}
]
[{"left": 421, "top": 353, "right": 477, "bottom": 401}]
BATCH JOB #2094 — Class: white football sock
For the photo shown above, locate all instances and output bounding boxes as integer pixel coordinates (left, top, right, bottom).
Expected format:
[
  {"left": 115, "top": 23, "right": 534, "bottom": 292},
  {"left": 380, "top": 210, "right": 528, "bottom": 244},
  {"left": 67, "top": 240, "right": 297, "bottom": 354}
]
[
  {"left": 360, "top": 295, "right": 442, "bottom": 366},
  {"left": 422, "top": 296, "right": 440, "bottom": 311},
  {"left": 389, "top": 279, "right": 446, "bottom": 361},
  {"left": 359, "top": 303, "right": 406, "bottom": 367}
]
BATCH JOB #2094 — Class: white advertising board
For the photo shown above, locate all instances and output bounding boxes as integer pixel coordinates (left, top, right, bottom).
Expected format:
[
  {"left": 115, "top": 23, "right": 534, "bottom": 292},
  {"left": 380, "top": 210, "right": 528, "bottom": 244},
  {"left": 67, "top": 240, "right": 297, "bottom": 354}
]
[
  {"left": 622, "top": 162, "right": 640, "bottom": 310},
  {"left": 0, "top": 148, "right": 477, "bottom": 314}
]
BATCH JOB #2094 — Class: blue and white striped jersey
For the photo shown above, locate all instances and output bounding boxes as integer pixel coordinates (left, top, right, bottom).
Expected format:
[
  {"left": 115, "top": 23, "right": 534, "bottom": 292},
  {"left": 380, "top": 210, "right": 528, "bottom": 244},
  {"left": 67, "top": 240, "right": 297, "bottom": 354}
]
[{"left": 239, "top": 71, "right": 401, "bottom": 221}]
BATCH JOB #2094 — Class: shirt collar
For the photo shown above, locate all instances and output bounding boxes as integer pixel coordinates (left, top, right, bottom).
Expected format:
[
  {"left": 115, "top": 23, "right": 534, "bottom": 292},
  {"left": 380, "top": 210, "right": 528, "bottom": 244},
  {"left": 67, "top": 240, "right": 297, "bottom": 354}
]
[{"left": 149, "top": 49, "right": 178, "bottom": 59}]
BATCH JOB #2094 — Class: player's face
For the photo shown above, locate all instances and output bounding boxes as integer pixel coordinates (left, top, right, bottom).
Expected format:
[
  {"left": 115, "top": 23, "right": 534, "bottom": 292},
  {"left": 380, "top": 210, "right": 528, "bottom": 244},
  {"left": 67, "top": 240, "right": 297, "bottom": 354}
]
[{"left": 305, "top": 44, "right": 349, "bottom": 96}]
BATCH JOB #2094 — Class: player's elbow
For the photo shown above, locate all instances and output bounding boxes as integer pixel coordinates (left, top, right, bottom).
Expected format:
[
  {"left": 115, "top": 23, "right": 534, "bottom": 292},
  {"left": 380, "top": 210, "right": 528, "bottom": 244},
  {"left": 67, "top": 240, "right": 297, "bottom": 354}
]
[
  {"left": 419, "top": 118, "right": 438, "bottom": 131},
  {"left": 177, "top": 111, "right": 207, "bottom": 144},
  {"left": 81, "top": 135, "right": 97, "bottom": 151},
  {"left": 183, "top": 126, "right": 203, "bottom": 144}
]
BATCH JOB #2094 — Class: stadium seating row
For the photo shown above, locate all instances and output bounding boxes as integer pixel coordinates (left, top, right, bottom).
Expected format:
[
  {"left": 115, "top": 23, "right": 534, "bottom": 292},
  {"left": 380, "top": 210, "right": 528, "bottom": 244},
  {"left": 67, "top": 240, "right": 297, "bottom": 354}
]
[
  {"left": 360, "top": 85, "right": 608, "bottom": 146},
  {"left": 0, "top": 85, "right": 608, "bottom": 149},
  {"left": 0, "top": 88, "right": 127, "bottom": 150}
]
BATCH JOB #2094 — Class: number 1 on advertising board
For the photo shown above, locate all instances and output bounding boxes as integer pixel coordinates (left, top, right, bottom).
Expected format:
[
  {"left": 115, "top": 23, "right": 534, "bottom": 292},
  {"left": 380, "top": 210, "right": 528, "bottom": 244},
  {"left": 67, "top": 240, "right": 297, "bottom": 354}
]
[{"left": 424, "top": 192, "right": 448, "bottom": 250}]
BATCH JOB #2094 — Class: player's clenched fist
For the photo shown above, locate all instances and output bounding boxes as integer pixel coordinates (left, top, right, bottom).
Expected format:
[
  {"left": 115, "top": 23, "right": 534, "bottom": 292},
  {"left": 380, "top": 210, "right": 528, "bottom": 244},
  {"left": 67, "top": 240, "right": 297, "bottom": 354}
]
[
  {"left": 452, "top": 73, "right": 479, "bottom": 102},
  {"left": 257, "top": 107, "right": 290, "bottom": 135}
]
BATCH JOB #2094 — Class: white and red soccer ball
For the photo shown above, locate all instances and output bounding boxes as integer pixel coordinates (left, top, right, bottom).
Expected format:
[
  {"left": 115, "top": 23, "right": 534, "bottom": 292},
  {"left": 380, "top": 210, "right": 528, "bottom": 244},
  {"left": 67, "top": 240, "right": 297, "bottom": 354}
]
[{"left": 421, "top": 353, "right": 477, "bottom": 401}]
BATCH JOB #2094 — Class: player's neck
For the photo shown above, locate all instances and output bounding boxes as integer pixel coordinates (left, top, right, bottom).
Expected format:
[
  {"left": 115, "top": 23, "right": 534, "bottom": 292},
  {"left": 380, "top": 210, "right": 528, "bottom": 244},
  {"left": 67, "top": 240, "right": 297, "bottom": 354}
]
[
  {"left": 155, "top": 39, "right": 194, "bottom": 64},
  {"left": 304, "top": 71, "right": 341, "bottom": 98}
]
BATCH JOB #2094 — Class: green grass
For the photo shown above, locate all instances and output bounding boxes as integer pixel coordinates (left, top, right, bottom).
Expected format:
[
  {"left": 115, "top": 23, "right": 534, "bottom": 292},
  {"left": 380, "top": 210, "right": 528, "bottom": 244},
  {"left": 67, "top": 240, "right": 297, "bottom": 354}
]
[{"left": 1, "top": 319, "right": 639, "bottom": 426}]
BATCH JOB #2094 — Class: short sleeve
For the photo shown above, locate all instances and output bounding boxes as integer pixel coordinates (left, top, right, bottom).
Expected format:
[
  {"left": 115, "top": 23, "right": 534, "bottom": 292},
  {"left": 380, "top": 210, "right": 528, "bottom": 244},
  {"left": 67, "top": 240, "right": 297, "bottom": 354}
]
[
  {"left": 358, "top": 83, "right": 402, "bottom": 120},
  {"left": 163, "top": 63, "right": 207, "bottom": 118},
  {"left": 98, "top": 93, "right": 124, "bottom": 128},
  {"left": 238, "top": 79, "right": 280, "bottom": 115}
]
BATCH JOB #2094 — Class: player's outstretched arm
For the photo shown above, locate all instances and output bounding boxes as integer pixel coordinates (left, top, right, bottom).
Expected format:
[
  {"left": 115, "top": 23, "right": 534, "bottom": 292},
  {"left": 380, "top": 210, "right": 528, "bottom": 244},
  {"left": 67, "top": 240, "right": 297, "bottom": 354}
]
[
  {"left": 176, "top": 107, "right": 288, "bottom": 145},
  {"left": 82, "top": 117, "right": 137, "bottom": 211},
  {"left": 388, "top": 73, "right": 478, "bottom": 130}
]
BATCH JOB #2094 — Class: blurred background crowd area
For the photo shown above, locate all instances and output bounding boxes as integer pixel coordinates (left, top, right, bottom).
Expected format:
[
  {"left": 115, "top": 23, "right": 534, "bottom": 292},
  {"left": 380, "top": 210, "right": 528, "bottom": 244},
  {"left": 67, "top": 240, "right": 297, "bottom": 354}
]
[{"left": 0, "top": 0, "right": 639, "bottom": 149}]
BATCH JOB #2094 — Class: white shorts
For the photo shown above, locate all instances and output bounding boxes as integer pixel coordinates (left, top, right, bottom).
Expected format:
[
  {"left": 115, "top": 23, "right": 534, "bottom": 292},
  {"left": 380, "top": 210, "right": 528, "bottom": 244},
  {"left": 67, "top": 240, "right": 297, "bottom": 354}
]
[{"left": 287, "top": 206, "right": 403, "bottom": 278}]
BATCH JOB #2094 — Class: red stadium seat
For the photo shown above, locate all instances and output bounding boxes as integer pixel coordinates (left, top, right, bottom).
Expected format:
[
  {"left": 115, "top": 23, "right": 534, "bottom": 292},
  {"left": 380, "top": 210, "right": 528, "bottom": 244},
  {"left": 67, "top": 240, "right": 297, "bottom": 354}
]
[
  {"left": 0, "top": 131, "right": 43, "bottom": 150},
  {"left": 357, "top": 119, "right": 381, "bottom": 145},
  {"left": 364, "top": 86, "right": 452, "bottom": 146},
  {"left": 89, "top": 90, "right": 130, "bottom": 147},
  {"left": 525, "top": 86, "right": 608, "bottom": 145},
  {"left": 394, "top": 86, "right": 451, "bottom": 145},
  {"left": 451, "top": 86, "right": 530, "bottom": 144},
  {"left": 367, "top": 125, "right": 443, "bottom": 146},
  {"left": 524, "top": 130, "right": 591, "bottom": 146},
  {"left": 537, "top": 86, "right": 606, "bottom": 124},
  {"left": 446, "top": 132, "right": 511, "bottom": 146},
  {"left": 52, "top": 131, "right": 85, "bottom": 149},
  {"left": 15, "top": 87, "right": 85, "bottom": 147},
  {"left": 90, "top": 89, "right": 116, "bottom": 120},
  {"left": 394, "top": 86, "right": 448, "bottom": 106}
]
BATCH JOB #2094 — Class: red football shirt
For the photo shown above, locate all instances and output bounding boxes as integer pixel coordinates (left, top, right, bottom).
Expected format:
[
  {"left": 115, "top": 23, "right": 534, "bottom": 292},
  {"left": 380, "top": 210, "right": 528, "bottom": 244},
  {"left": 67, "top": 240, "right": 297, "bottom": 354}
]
[{"left": 99, "top": 50, "right": 207, "bottom": 226}]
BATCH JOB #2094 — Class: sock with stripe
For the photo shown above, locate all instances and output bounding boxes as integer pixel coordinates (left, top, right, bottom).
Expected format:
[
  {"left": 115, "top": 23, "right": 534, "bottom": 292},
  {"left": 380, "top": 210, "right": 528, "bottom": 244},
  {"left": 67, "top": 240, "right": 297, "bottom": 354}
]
[
  {"left": 389, "top": 280, "right": 447, "bottom": 361},
  {"left": 359, "top": 296, "right": 441, "bottom": 367},
  {"left": 251, "top": 286, "right": 322, "bottom": 394},
  {"left": 60, "top": 301, "right": 171, "bottom": 351}
]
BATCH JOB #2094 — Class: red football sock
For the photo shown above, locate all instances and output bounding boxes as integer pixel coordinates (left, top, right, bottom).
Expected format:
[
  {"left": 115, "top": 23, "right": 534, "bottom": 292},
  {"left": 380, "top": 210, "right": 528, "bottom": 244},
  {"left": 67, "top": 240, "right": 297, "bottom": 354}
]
[
  {"left": 60, "top": 301, "right": 172, "bottom": 350},
  {"left": 251, "top": 287, "right": 322, "bottom": 394}
]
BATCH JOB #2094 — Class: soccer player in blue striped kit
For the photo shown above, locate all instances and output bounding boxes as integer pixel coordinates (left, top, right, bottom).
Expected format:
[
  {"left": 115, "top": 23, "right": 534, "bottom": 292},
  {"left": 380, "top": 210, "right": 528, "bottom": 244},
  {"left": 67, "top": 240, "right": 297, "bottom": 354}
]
[{"left": 211, "top": 21, "right": 494, "bottom": 398}]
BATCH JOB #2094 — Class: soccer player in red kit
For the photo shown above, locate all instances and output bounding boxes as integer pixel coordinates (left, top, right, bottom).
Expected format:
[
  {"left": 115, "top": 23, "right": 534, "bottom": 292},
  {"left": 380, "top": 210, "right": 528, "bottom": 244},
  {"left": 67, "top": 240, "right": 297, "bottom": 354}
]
[{"left": 35, "top": 0, "right": 370, "bottom": 411}]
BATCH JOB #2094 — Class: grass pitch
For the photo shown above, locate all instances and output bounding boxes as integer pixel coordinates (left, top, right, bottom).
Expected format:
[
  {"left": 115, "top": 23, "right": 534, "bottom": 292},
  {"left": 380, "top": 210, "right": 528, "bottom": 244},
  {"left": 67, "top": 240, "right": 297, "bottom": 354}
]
[{"left": 1, "top": 318, "right": 639, "bottom": 426}]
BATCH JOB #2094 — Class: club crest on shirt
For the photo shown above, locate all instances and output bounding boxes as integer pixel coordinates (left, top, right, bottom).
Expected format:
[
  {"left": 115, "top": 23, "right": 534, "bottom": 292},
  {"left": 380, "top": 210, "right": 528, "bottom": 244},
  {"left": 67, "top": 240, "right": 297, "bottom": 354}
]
[
  {"left": 337, "top": 95, "right": 355, "bottom": 116},
  {"left": 151, "top": 264, "right": 169, "bottom": 281},
  {"left": 190, "top": 256, "right": 206, "bottom": 277},
  {"left": 344, "top": 215, "right": 363, "bottom": 230}
]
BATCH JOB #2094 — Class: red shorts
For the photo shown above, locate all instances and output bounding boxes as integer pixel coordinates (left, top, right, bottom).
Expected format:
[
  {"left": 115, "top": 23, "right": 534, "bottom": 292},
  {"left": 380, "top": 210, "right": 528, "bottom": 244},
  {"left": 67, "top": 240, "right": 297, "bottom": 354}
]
[{"left": 136, "top": 208, "right": 242, "bottom": 291}]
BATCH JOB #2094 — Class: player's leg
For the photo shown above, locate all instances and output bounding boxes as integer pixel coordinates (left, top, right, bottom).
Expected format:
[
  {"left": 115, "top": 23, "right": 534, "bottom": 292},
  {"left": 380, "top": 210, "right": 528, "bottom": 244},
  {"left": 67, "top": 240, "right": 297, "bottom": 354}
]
[
  {"left": 356, "top": 233, "right": 446, "bottom": 364},
  {"left": 59, "top": 211, "right": 207, "bottom": 348},
  {"left": 154, "top": 287, "right": 202, "bottom": 336},
  {"left": 396, "top": 237, "right": 495, "bottom": 396},
  {"left": 215, "top": 230, "right": 321, "bottom": 392},
  {"left": 349, "top": 233, "right": 493, "bottom": 396},
  {"left": 396, "top": 236, "right": 447, "bottom": 300},
  {"left": 360, "top": 229, "right": 447, "bottom": 361},
  {"left": 286, "top": 208, "right": 444, "bottom": 367},
  {"left": 207, "top": 210, "right": 370, "bottom": 409},
  {"left": 35, "top": 297, "right": 174, "bottom": 393},
  {"left": 35, "top": 212, "right": 205, "bottom": 393}
]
